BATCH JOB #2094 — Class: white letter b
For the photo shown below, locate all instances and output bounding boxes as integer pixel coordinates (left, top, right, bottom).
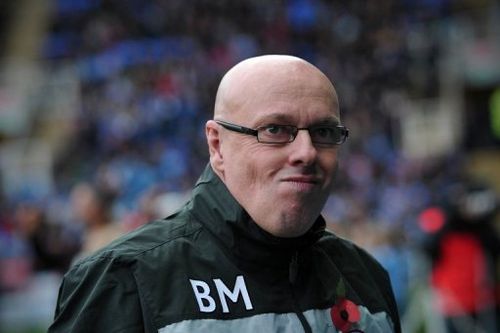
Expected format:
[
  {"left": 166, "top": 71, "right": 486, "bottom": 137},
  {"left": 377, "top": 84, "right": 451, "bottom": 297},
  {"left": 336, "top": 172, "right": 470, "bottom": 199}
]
[{"left": 190, "top": 279, "right": 216, "bottom": 312}]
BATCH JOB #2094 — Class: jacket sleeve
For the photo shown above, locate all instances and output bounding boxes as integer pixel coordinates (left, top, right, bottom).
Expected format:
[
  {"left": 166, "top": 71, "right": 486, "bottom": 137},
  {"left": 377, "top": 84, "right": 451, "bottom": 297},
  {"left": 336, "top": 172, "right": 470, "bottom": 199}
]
[{"left": 48, "top": 255, "right": 147, "bottom": 333}]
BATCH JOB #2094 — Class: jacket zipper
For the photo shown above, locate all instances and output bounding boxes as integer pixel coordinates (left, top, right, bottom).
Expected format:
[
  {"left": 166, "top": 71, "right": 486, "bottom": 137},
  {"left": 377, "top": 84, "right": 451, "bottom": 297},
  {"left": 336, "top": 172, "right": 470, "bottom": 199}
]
[{"left": 289, "top": 252, "right": 312, "bottom": 333}]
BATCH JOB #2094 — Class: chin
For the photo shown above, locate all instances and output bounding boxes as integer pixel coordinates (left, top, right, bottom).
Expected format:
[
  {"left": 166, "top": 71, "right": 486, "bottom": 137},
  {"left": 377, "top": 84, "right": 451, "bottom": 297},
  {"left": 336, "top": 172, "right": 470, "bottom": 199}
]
[
  {"left": 270, "top": 212, "right": 315, "bottom": 238},
  {"left": 274, "top": 226, "right": 310, "bottom": 238}
]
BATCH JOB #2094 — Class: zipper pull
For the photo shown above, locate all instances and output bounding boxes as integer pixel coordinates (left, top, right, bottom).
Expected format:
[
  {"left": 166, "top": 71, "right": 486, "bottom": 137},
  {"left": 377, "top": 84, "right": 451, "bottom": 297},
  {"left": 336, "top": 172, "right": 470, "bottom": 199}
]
[{"left": 289, "top": 252, "right": 299, "bottom": 285}]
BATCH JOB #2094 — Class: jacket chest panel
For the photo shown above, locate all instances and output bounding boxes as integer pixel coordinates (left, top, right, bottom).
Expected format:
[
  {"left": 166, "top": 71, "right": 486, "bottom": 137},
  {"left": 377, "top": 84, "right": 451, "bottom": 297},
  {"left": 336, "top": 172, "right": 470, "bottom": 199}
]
[{"left": 136, "top": 250, "right": 344, "bottom": 330}]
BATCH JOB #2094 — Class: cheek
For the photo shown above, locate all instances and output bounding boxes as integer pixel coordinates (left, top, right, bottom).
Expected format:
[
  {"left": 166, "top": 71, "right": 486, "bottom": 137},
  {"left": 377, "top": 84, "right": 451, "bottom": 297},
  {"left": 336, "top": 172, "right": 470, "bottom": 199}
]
[
  {"left": 229, "top": 147, "right": 284, "bottom": 198},
  {"left": 319, "top": 152, "right": 339, "bottom": 183},
  {"left": 223, "top": 141, "right": 261, "bottom": 184}
]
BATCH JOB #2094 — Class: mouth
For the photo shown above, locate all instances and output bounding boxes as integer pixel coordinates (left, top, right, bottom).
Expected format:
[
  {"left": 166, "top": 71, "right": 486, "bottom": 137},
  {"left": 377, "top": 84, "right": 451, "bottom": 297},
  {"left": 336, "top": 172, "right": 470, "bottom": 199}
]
[
  {"left": 280, "top": 175, "right": 322, "bottom": 192},
  {"left": 281, "top": 176, "right": 319, "bottom": 184}
]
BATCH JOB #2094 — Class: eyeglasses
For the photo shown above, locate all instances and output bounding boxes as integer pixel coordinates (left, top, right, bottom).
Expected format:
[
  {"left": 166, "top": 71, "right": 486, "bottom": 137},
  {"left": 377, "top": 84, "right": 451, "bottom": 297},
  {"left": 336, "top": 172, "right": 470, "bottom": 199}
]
[{"left": 215, "top": 120, "right": 349, "bottom": 145}]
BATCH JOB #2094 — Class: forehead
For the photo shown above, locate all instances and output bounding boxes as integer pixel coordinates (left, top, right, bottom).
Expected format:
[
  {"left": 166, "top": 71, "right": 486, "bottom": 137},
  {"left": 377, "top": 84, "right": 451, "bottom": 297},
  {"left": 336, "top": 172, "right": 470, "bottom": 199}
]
[
  {"left": 240, "top": 70, "right": 339, "bottom": 125},
  {"left": 217, "top": 57, "right": 340, "bottom": 125}
]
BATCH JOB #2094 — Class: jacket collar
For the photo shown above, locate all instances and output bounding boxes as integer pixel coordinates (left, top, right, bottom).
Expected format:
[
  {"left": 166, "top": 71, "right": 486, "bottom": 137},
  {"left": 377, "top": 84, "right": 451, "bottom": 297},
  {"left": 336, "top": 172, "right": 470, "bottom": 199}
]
[{"left": 189, "top": 164, "right": 326, "bottom": 269}]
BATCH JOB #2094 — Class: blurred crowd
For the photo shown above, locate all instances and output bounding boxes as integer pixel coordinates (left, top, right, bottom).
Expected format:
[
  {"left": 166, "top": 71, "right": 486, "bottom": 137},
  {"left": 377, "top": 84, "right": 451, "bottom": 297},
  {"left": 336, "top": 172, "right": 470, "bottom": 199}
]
[{"left": 0, "top": 0, "right": 499, "bottom": 331}]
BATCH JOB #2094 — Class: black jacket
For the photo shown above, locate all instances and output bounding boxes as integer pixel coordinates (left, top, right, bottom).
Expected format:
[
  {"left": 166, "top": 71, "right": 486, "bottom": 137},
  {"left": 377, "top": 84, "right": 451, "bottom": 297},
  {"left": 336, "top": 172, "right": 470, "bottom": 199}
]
[{"left": 49, "top": 165, "right": 401, "bottom": 332}]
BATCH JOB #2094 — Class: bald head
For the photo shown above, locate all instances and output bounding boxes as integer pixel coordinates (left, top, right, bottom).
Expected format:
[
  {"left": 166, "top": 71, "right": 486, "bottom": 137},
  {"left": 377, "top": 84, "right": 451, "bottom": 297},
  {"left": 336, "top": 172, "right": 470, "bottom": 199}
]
[{"left": 214, "top": 55, "right": 339, "bottom": 121}]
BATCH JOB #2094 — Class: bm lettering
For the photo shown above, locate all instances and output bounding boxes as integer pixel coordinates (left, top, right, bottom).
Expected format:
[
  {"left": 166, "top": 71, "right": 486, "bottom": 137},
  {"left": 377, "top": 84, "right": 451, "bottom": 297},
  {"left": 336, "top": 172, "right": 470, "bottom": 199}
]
[{"left": 189, "top": 275, "right": 254, "bottom": 313}]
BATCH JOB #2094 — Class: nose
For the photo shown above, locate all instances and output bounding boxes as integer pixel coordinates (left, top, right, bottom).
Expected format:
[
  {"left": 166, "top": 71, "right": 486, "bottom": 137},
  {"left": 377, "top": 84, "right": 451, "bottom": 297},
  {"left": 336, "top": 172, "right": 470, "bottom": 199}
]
[{"left": 288, "top": 129, "right": 318, "bottom": 166}]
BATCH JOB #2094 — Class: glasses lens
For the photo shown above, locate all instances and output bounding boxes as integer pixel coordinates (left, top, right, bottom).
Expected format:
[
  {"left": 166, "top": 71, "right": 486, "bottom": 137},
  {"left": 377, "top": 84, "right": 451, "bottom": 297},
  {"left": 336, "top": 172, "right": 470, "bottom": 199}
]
[
  {"left": 257, "top": 125, "right": 295, "bottom": 143},
  {"left": 309, "top": 126, "right": 345, "bottom": 144}
]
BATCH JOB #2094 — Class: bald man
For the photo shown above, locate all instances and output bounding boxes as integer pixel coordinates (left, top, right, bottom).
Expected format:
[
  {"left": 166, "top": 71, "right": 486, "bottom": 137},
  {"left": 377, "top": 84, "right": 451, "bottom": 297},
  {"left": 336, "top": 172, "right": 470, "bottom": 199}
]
[{"left": 49, "top": 55, "right": 401, "bottom": 333}]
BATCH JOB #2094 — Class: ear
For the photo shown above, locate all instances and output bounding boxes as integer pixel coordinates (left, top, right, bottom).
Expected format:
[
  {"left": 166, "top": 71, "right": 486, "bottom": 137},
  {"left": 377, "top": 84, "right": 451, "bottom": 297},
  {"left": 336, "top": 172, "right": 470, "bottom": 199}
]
[{"left": 206, "top": 120, "right": 225, "bottom": 177}]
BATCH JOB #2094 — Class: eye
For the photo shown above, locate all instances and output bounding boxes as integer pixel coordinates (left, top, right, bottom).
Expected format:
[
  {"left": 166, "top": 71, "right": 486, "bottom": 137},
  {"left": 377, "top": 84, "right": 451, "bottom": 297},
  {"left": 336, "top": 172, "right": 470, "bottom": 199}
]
[
  {"left": 310, "top": 126, "right": 340, "bottom": 144},
  {"left": 258, "top": 125, "right": 294, "bottom": 143},
  {"left": 265, "top": 125, "right": 285, "bottom": 135},
  {"left": 313, "top": 127, "right": 334, "bottom": 138}
]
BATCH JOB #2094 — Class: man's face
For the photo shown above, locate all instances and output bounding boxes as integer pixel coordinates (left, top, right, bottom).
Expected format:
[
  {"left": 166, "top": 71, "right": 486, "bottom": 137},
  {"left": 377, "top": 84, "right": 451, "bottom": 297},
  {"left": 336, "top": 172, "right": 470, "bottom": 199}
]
[{"left": 209, "top": 59, "right": 341, "bottom": 237}]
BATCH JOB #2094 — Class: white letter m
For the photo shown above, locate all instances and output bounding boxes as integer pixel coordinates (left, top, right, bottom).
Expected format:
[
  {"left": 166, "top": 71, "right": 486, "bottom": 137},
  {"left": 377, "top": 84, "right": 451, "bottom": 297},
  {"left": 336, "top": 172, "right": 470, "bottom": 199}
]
[{"left": 214, "top": 275, "right": 254, "bottom": 313}]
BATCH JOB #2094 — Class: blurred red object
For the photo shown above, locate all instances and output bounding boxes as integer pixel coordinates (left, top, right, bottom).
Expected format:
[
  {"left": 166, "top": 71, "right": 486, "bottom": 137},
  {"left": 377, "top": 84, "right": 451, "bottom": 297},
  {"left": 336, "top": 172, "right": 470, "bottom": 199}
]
[
  {"left": 0, "top": 257, "right": 32, "bottom": 291},
  {"left": 418, "top": 206, "right": 446, "bottom": 234}
]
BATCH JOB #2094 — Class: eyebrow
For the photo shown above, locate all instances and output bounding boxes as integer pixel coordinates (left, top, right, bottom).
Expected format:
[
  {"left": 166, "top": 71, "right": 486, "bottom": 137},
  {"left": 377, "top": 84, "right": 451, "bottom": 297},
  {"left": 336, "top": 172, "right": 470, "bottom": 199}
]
[
  {"left": 254, "top": 113, "right": 340, "bottom": 126},
  {"left": 255, "top": 113, "right": 293, "bottom": 125},
  {"left": 311, "top": 118, "right": 340, "bottom": 126}
]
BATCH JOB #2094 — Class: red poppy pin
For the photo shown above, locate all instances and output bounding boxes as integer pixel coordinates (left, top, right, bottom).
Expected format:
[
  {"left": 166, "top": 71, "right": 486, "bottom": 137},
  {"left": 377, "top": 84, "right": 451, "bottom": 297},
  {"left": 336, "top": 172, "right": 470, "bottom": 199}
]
[{"left": 330, "top": 279, "right": 362, "bottom": 332}]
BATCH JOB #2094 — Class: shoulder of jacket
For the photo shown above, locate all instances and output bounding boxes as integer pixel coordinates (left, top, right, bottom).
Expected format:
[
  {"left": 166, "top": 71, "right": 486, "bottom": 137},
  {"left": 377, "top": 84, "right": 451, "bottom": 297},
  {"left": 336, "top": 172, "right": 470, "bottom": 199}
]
[
  {"left": 316, "top": 229, "right": 388, "bottom": 274},
  {"left": 70, "top": 211, "right": 203, "bottom": 271}
]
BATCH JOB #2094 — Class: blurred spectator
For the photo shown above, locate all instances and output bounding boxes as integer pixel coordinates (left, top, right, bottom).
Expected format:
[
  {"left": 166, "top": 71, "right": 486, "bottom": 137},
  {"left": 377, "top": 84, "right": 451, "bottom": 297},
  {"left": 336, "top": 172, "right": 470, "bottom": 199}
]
[
  {"left": 15, "top": 202, "right": 79, "bottom": 273},
  {"left": 70, "top": 182, "right": 124, "bottom": 262},
  {"left": 421, "top": 179, "right": 499, "bottom": 333}
]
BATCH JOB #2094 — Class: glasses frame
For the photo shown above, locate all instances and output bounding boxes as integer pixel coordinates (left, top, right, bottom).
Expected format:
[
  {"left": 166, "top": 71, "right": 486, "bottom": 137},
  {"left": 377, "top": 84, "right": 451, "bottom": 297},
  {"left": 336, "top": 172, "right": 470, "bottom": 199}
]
[{"left": 215, "top": 120, "right": 349, "bottom": 145}]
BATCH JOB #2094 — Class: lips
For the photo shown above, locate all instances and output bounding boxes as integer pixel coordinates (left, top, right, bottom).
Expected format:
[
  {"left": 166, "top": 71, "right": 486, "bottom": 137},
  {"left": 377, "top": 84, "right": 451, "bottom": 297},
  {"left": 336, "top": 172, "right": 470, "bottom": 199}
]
[{"left": 281, "top": 175, "right": 320, "bottom": 184}]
